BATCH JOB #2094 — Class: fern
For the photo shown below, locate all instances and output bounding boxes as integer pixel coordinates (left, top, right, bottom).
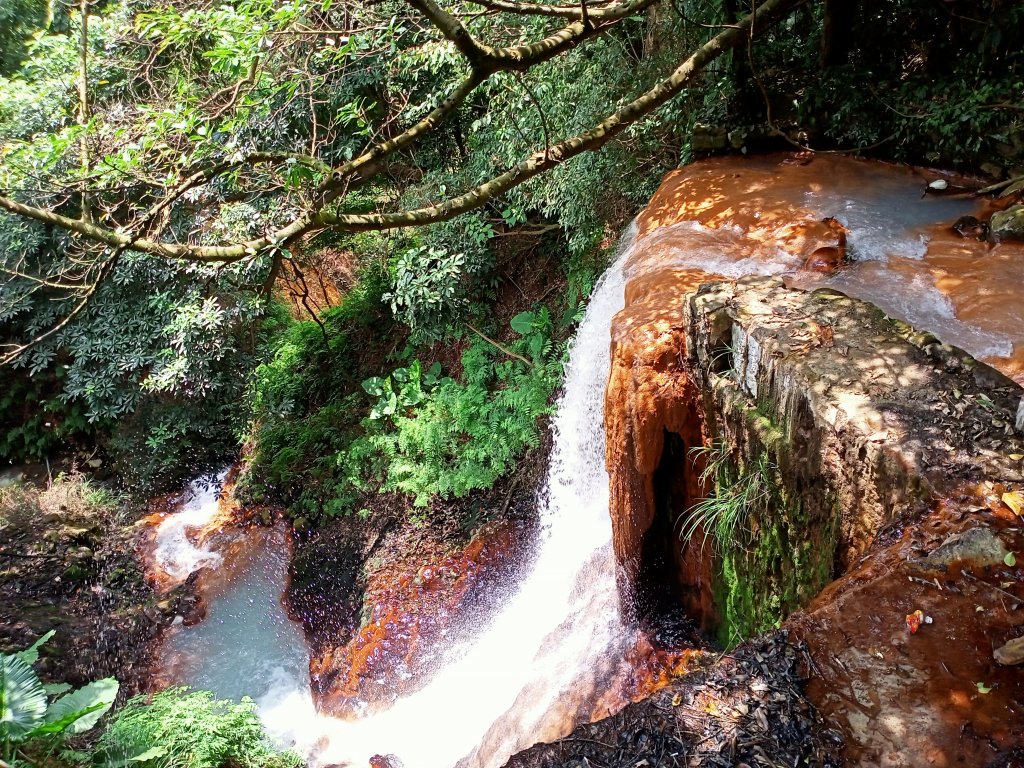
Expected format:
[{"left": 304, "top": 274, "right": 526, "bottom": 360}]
[
  {"left": 344, "top": 308, "right": 562, "bottom": 513},
  {"left": 92, "top": 689, "right": 300, "bottom": 768}
]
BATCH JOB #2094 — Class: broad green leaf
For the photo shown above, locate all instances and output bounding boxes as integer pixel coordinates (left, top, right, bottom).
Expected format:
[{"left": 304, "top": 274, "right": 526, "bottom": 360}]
[
  {"left": 0, "top": 653, "right": 48, "bottom": 741},
  {"left": 510, "top": 311, "right": 535, "bottom": 335},
  {"left": 43, "top": 682, "right": 72, "bottom": 697},
  {"left": 98, "top": 745, "right": 169, "bottom": 768},
  {"left": 362, "top": 377, "right": 387, "bottom": 396},
  {"left": 16, "top": 630, "right": 55, "bottom": 666},
  {"left": 1005, "top": 552, "right": 1017, "bottom": 567},
  {"left": 41, "top": 677, "right": 119, "bottom": 735},
  {"left": 27, "top": 702, "right": 105, "bottom": 737}
]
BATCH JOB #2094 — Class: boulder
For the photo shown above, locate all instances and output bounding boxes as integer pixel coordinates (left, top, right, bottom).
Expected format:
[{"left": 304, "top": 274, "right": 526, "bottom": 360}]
[
  {"left": 926, "top": 527, "right": 1009, "bottom": 569},
  {"left": 691, "top": 124, "right": 727, "bottom": 153},
  {"left": 951, "top": 215, "right": 988, "bottom": 240},
  {"left": 988, "top": 204, "right": 1024, "bottom": 242},
  {"left": 994, "top": 636, "right": 1024, "bottom": 665}
]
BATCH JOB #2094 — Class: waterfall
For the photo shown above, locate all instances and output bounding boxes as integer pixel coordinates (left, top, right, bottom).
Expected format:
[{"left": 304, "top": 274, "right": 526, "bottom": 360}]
[
  {"left": 152, "top": 470, "right": 228, "bottom": 584},
  {"left": 153, "top": 222, "right": 654, "bottom": 768},
  {"left": 301, "top": 222, "right": 639, "bottom": 767}
]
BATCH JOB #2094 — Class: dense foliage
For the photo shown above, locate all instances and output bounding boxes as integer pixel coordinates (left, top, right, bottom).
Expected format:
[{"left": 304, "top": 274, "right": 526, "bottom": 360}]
[
  {"left": 0, "top": 632, "right": 118, "bottom": 767},
  {"left": 1, "top": 0, "right": 1021, "bottom": 508},
  {"left": 91, "top": 688, "right": 301, "bottom": 768}
]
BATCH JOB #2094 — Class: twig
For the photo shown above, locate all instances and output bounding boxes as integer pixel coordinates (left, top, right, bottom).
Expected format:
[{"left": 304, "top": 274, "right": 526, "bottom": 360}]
[
  {"left": 465, "top": 323, "right": 534, "bottom": 367},
  {"left": 516, "top": 72, "right": 551, "bottom": 161},
  {"left": 977, "top": 174, "right": 1024, "bottom": 196}
]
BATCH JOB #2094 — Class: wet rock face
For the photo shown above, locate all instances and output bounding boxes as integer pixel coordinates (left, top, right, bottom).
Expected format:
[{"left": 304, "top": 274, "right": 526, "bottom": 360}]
[
  {"left": 305, "top": 519, "right": 533, "bottom": 718},
  {"left": 604, "top": 268, "right": 711, "bottom": 627},
  {"left": 603, "top": 269, "right": 1024, "bottom": 766},
  {"left": 683, "top": 279, "right": 1024, "bottom": 766},
  {"left": 989, "top": 203, "right": 1024, "bottom": 242}
]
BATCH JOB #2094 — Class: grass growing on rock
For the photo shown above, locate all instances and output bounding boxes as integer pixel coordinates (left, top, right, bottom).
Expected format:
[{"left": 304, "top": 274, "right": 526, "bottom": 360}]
[{"left": 686, "top": 437, "right": 840, "bottom": 649}]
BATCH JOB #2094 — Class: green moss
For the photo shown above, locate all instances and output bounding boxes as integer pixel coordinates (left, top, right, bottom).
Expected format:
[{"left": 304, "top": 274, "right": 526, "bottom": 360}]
[{"left": 707, "top": 413, "right": 839, "bottom": 648}]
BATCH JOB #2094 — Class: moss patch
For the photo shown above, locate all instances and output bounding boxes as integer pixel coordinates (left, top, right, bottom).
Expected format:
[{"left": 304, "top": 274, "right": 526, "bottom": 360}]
[{"left": 710, "top": 406, "right": 840, "bottom": 648}]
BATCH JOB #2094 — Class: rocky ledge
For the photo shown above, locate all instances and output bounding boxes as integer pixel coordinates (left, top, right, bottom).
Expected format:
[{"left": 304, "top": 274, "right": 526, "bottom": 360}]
[{"left": 519, "top": 277, "right": 1024, "bottom": 767}]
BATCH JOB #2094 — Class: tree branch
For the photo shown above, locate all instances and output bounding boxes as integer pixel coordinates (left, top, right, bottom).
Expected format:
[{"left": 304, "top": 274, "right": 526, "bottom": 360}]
[
  {"left": 77, "top": 0, "right": 92, "bottom": 222},
  {"left": 469, "top": 0, "right": 627, "bottom": 20},
  {"left": 406, "top": 0, "right": 492, "bottom": 68},
  {"left": 325, "top": 0, "right": 806, "bottom": 231},
  {"left": 0, "top": 0, "right": 802, "bottom": 265}
]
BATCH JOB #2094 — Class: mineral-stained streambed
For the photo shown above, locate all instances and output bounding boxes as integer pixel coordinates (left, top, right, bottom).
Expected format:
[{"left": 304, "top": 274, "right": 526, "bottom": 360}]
[{"left": 143, "top": 153, "right": 1024, "bottom": 768}]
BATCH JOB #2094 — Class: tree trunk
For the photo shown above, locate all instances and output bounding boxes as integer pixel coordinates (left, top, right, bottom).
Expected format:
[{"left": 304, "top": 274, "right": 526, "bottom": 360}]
[{"left": 820, "top": 0, "right": 857, "bottom": 67}]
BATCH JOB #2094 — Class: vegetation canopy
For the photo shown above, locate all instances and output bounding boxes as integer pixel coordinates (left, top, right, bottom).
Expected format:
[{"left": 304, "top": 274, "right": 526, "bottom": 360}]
[
  {"left": 0, "top": 0, "right": 798, "bottom": 359},
  {"left": 0, "top": 0, "right": 1020, "bottom": 494}
]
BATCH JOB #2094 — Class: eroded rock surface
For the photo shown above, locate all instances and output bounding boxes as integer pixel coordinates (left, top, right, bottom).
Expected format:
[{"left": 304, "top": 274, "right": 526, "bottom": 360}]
[
  {"left": 687, "top": 278, "right": 1024, "bottom": 765},
  {"left": 602, "top": 274, "right": 1024, "bottom": 766}
]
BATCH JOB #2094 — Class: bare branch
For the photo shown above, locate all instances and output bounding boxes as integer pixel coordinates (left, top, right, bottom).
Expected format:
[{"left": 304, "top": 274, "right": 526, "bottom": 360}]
[
  {"left": 77, "top": 0, "right": 92, "bottom": 222},
  {"left": 0, "top": 0, "right": 804, "bottom": 268},
  {"left": 468, "top": 0, "right": 627, "bottom": 20}
]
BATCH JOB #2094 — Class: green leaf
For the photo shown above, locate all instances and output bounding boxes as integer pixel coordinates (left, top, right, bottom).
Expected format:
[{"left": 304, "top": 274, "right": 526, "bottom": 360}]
[
  {"left": 976, "top": 682, "right": 992, "bottom": 694},
  {"left": 38, "top": 677, "right": 119, "bottom": 735},
  {"left": 510, "top": 311, "right": 536, "bottom": 335},
  {"left": 16, "top": 630, "right": 55, "bottom": 666},
  {"left": 43, "top": 682, "right": 72, "bottom": 697},
  {"left": 1005, "top": 551, "right": 1017, "bottom": 567},
  {"left": 97, "top": 745, "right": 169, "bottom": 768},
  {"left": 0, "top": 653, "right": 48, "bottom": 741},
  {"left": 362, "top": 377, "right": 387, "bottom": 397}
]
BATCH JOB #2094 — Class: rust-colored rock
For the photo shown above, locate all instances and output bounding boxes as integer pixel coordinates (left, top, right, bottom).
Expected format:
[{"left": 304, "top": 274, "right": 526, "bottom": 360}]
[
  {"left": 616, "top": 274, "right": 1024, "bottom": 767},
  {"left": 310, "top": 520, "right": 530, "bottom": 718},
  {"left": 801, "top": 217, "right": 848, "bottom": 273},
  {"left": 605, "top": 264, "right": 711, "bottom": 625}
]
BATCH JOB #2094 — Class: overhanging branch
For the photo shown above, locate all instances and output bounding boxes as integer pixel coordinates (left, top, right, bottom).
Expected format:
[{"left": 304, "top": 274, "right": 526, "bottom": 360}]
[
  {"left": 326, "top": 0, "right": 806, "bottom": 231},
  {"left": 0, "top": 0, "right": 804, "bottom": 262}
]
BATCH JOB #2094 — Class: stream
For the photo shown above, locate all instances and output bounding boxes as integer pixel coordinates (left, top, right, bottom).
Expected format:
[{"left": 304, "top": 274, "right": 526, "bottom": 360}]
[{"left": 145, "top": 154, "right": 1024, "bottom": 768}]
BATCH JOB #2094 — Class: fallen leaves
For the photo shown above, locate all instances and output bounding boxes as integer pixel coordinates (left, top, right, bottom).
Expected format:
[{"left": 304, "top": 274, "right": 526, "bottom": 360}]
[{"left": 1002, "top": 491, "right": 1024, "bottom": 516}]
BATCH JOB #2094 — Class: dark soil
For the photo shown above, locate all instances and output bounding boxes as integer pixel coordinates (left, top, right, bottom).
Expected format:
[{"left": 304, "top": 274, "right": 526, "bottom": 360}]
[
  {"left": 0, "top": 473, "right": 167, "bottom": 695},
  {"left": 505, "top": 631, "right": 842, "bottom": 768}
]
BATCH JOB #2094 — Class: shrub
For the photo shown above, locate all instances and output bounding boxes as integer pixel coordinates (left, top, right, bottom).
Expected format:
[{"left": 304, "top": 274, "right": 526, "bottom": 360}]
[
  {"left": 91, "top": 688, "right": 301, "bottom": 768},
  {"left": 347, "top": 307, "right": 561, "bottom": 512},
  {"left": 238, "top": 260, "right": 394, "bottom": 515},
  {"left": 0, "top": 631, "right": 119, "bottom": 767}
]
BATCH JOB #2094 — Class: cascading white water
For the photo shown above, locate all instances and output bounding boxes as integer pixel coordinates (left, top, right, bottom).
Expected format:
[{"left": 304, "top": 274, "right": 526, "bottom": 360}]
[
  {"left": 152, "top": 224, "right": 643, "bottom": 768},
  {"left": 268, "top": 224, "right": 638, "bottom": 768},
  {"left": 302, "top": 222, "right": 639, "bottom": 768},
  {"left": 152, "top": 470, "right": 228, "bottom": 583},
  {"left": 149, "top": 156, "right": 1024, "bottom": 768}
]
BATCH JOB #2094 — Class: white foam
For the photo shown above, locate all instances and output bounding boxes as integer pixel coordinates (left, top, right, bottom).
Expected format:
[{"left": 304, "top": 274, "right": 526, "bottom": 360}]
[{"left": 153, "top": 470, "right": 228, "bottom": 582}]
